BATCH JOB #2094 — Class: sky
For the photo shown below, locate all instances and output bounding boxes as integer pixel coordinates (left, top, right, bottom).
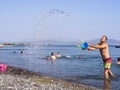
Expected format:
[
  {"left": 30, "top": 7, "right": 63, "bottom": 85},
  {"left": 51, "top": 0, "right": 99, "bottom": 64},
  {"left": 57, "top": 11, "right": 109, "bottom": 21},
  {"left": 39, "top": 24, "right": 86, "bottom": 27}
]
[{"left": 0, "top": 0, "right": 120, "bottom": 42}]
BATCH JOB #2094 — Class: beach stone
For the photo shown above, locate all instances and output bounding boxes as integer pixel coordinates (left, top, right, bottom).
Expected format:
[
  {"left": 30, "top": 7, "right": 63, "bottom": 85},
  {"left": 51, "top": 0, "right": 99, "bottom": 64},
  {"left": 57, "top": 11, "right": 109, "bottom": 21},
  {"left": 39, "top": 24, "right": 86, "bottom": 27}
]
[{"left": 0, "top": 66, "right": 102, "bottom": 90}]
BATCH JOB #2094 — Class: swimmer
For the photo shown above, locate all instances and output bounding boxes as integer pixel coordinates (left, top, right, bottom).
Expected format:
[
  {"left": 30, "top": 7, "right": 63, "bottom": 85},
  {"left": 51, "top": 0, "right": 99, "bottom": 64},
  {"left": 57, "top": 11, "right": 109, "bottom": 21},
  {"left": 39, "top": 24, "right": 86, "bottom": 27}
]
[
  {"left": 45, "top": 56, "right": 51, "bottom": 60},
  {"left": 77, "top": 55, "right": 81, "bottom": 59},
  {"left": 13, "top": 51, "right": 16, "bottom": 54},
  {"left": 55, "top": 52, "right": 61, "bottom": 58},
  {"left": 117, "top": 57, "right": 120, "bottom": 65},
  {"left": 20, "top": 51, "right": 24, "bottom": 54},
  {"left": 50, "top": 52, "right": 56, "bottom": 60}
]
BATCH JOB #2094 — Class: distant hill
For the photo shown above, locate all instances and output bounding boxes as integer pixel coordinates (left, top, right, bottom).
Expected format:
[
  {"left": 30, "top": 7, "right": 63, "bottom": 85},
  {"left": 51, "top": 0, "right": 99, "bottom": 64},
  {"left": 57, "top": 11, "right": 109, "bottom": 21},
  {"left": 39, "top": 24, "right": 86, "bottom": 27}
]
[
  {"left": 39, "top": 39, "right": 120, "bottom": 46},
  {"left": 26, "top": 39, "right": 120, "bottom": 46},
  {"left": 31, "top": 40, "right": 77, "bottom": 45}
]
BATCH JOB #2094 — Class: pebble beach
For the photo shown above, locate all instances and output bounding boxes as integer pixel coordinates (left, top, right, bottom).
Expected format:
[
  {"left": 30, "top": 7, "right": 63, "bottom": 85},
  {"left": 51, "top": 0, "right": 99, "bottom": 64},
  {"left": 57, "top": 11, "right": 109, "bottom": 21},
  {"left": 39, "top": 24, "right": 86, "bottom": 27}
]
[{"left": 0, "top": 66, "right": 102, "bottom": 90}]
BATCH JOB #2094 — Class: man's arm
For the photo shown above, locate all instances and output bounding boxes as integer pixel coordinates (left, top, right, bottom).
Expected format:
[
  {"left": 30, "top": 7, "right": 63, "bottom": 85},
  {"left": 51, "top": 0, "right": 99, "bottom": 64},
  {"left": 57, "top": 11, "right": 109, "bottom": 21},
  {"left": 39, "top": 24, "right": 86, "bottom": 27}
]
[
  {"left": 87, "top": 47, "right": 96, "bottom": 50},
  {"left": 88, "top": 43, "right": 106, "bottom": 49}
]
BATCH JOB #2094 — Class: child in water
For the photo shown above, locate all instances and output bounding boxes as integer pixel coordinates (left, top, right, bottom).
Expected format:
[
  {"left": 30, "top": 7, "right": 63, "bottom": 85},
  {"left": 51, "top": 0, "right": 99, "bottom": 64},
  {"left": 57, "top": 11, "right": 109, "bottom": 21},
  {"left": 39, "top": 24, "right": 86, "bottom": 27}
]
[{"left": 117, "top": 57, "right": 120, "bottom": 65}]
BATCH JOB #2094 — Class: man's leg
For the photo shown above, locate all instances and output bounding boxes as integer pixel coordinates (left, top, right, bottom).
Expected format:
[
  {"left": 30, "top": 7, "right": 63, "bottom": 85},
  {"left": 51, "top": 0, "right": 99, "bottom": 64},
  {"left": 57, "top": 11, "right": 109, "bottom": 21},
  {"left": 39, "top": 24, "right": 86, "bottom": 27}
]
[
  {"left": 108, "top": 70, "right": 114, "bottom": 76},
  {"left": 104, "top": 62, "right": 113, "bottom": 79},
  {"left": 104, "top": 69, "right": 109, "bottom": 79}
]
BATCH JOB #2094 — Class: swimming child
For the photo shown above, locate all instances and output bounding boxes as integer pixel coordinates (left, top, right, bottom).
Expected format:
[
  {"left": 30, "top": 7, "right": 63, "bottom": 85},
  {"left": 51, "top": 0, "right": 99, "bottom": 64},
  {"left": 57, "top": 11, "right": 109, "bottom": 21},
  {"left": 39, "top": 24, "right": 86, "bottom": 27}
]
[{"left": 117, "top": 57, "right": 120, "bottom": 65}]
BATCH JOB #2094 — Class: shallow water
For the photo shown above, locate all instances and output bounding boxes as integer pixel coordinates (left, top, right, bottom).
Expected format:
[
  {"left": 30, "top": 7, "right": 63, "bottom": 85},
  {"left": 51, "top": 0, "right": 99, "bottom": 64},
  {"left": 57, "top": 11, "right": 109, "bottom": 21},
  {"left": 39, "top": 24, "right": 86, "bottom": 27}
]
[{"left": 0, "top": 45, "right": 120, "bottom": 89}]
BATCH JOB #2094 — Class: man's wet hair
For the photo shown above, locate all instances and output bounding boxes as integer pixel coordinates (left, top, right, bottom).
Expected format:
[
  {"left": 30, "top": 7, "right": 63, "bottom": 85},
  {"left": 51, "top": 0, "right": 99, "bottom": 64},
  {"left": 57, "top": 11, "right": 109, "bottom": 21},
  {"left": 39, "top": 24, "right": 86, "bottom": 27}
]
[{"left": 103, "top": 35, "right": 107, "bottom": 41}]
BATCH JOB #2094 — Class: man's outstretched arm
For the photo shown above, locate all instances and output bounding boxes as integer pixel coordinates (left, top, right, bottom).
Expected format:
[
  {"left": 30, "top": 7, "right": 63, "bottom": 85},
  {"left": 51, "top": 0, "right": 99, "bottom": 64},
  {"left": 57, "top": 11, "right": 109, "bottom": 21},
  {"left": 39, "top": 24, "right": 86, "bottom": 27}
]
[{"left": 88, "top": 43, "right": 106, "bottom": 49}]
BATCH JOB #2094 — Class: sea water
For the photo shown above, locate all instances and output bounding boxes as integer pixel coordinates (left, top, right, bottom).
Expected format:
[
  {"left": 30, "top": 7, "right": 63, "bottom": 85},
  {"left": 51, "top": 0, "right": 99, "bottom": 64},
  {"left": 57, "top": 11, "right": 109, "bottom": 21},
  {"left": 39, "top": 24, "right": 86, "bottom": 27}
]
[{"left": 0, "top": 45, "right": 120, "bottom": 89}]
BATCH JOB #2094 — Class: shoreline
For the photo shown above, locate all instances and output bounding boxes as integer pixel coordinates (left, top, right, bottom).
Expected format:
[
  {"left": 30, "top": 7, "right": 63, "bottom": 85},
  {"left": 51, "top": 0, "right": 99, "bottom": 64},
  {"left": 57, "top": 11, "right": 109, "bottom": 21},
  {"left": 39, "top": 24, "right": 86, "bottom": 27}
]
[{"left": 0, "top": 65, "right": 102, "bottom": 90}]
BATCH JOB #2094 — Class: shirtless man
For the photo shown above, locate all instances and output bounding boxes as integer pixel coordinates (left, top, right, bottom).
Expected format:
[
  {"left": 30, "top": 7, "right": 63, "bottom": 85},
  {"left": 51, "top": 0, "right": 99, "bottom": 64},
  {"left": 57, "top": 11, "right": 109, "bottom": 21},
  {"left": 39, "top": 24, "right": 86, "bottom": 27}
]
[{"left": 88, "top": 35, "right": 114, "bottom": 80}]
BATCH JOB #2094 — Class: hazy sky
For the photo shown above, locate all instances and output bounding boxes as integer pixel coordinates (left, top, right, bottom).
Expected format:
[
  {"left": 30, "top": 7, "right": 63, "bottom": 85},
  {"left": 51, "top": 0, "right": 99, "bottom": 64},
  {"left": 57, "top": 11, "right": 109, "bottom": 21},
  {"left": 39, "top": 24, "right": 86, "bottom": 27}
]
[{"left": 0, "top": 0, "right": 120, "bottom": 42}]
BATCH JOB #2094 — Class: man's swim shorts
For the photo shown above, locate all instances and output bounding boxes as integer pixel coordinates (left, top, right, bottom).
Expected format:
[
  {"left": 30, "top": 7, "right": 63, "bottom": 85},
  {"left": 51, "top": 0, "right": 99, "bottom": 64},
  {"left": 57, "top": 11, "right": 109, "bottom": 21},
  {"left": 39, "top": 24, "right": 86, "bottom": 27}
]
[{"left": 103, "top": 58, "right": 112, "bottom": 70}]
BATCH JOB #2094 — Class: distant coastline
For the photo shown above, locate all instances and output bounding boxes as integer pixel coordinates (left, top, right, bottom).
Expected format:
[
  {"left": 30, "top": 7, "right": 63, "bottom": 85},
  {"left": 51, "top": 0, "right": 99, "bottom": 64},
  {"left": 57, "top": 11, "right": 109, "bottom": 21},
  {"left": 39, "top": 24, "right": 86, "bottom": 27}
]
[{"left": 1, "top": 38, "right": 120, "bottom": 47}]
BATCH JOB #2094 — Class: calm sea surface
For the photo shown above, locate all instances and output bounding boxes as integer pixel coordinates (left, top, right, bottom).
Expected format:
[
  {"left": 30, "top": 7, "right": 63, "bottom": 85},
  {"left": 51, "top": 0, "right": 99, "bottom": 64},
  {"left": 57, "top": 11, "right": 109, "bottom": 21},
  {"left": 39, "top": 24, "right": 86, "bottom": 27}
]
[{"left": 0, "top": 45, "right": 120, "bottom": 89}]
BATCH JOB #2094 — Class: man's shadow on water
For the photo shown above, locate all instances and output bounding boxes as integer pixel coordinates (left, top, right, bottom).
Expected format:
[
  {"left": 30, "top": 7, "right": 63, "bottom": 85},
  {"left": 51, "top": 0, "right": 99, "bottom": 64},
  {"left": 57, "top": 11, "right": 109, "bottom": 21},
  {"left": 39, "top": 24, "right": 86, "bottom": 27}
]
[
  {"left": 104, "top": 79, "right": 111, "bottom": 90},
  {"left": 104, "top": 75, "right": 120, "bottom": 90}
]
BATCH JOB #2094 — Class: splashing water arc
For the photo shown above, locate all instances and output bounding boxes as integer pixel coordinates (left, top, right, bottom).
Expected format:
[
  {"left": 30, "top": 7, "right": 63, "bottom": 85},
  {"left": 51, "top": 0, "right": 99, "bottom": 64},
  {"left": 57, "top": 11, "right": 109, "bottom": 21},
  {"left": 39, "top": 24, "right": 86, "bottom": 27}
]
[
  {"left": 26, "top": 9, "right": 71, "bottom": 56},
  {"left": 40, "top": 9, "right": 70, "bottom": 22},
  {"left": 34, "top": 9, "right": 71, "bottom": 46}
]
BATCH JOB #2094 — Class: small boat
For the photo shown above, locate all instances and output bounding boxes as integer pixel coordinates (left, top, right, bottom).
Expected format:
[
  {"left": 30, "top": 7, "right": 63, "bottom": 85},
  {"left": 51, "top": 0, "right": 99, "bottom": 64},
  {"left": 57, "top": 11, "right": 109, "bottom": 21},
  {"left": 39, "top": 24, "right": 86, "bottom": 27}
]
[{"left": 115, "top": 45, "right": 120, "bottom": 48}]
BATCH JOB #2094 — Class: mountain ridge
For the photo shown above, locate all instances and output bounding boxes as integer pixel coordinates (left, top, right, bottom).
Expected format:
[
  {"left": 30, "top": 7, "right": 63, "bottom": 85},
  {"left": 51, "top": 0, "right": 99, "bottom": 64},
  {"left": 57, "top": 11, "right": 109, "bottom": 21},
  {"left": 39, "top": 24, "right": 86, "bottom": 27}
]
[
  {"left": 1, "top": 39, "right": 120, "bottom": 46},
  {"left": 24, "top": 38, "right": 120, "bottom": 45}
]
